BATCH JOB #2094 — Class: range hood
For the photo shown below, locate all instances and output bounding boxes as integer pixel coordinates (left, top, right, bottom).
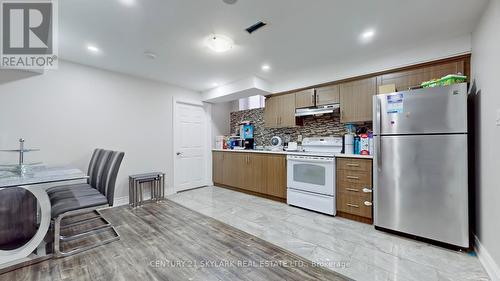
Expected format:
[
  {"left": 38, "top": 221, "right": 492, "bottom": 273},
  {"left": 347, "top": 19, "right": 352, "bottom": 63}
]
[{"left": 295, "top": 104, "right": 340, "bottom": 117}]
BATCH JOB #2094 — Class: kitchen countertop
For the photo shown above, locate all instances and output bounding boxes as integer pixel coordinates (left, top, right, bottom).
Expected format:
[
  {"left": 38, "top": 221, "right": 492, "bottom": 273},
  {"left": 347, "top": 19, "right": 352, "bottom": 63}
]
[
  {"left": 212, "top": 149, "right": 374, "bottom": 159},
  {"left": 212, "top": 149, "right": 287, "bottom": 155},
  {"left": 334, "top": 153, "right": 374, "bottom": 159}
]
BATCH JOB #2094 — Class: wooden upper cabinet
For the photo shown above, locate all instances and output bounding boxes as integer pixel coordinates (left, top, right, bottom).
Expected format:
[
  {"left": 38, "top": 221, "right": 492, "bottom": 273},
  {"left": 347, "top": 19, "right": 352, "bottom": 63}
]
[
  {"left": 264, "top": 96, "right": 279, "bottom": 128},
  {"left": 316, "top": 84, "right": 340, "bottom": 106},
  {"left": 377, "top": 60, "right": 466, "bottom": 93},
  {"left": 264, "top": 94, "right": 296, "bottom": 128},
  {"left": 295, "top": 89, "right": 315, "bottom": 108},
  {"left": 339, "top": 77, "right": 377, "bottom": 123},
  {"left": 279, "top": 94, "right": 297, "bottom": 127}
]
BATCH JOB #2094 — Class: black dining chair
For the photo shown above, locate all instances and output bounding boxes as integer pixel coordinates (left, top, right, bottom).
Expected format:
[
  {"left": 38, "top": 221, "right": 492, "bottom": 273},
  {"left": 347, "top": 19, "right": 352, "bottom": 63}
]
[{"left": 47, "top": 148, "right": 124, "bottom": 257}]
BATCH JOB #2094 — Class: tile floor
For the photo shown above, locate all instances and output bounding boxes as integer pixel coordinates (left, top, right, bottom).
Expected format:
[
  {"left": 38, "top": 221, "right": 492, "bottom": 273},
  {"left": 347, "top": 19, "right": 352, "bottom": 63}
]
[{"left": 167, "top": 186, "right": 489, "bottom": 281}]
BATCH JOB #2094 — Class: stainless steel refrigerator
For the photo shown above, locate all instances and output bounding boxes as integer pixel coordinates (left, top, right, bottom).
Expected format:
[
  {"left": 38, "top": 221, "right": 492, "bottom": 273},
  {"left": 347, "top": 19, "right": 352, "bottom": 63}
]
[{"left": 373, "top": 83, "right": 469, "bottom": 247}]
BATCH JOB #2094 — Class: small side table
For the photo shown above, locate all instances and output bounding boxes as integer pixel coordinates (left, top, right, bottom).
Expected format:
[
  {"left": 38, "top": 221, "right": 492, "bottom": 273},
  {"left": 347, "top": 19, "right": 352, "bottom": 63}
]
[{"left": 128, "top": 172, "right": 165, "bottom": 208}]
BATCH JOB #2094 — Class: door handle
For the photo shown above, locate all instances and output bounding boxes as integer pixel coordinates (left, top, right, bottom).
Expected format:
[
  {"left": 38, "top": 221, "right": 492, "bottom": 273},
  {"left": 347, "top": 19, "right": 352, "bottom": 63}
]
[
  {"left": 364, "top": 201, "right": 373, "bottom": 206},
  {"left": 345, "top": 188, "right": 359, "bottom": 192},
  {"left": 376, "top": 96, "right": 382, "bottom": 171},
  {"left": 346, "top": 176, "right": 360, "bottom": 180},
  {"left": 347, "top": 203, "right": 359, "bottom": 208},
  {"left": 362, "top": 188, "right": 372, "bottom": 193},
  {"left": 176, "top": 152, "right": 182, "bottom": 156}
]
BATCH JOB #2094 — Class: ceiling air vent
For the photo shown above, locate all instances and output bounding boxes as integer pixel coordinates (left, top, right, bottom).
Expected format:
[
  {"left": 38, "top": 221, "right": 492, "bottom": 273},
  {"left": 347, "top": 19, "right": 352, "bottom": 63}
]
[{"left": 245, "top": 21, "right": 267, "bottom": 34}]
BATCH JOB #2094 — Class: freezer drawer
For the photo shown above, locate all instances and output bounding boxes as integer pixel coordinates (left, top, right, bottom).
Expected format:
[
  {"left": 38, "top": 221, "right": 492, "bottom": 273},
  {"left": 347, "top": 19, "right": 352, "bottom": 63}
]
[
  {"left": 374, "top": 134, "right": 469, "bottom": 247},
  {"left": 287, "top": 188, "right": 336, "bottom": 215},
  {"left": 373, "top": 83, "right": 468, "bottom": 135}
]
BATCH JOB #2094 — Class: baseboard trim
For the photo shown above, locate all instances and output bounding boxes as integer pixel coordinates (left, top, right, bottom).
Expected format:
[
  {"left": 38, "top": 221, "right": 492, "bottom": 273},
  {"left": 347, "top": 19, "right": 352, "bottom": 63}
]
[
  {"left": 474, "top": 234, "right": 500, "bottom": 281},
  {"left": 113, "top": 196, "right": 129, "bottom": 207}
]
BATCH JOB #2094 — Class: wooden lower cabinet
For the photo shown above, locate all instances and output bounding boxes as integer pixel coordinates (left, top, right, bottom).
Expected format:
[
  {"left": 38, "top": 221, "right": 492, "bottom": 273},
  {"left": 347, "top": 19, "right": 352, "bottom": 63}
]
[
  {"left": 213, "top": 151, "right": 287, "bottom": 201},
  {"left": 263, "top": 154, "right": 287, "bottom": 198},
  {"left": 336, "top": 157, "right": 373, "bottom": 224}
]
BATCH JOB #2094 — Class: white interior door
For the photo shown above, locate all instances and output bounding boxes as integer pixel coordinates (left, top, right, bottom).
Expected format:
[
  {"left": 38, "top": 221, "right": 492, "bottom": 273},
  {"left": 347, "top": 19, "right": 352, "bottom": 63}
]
[{"left": 173, "top": 100, "right": 207, "bottom": 192}]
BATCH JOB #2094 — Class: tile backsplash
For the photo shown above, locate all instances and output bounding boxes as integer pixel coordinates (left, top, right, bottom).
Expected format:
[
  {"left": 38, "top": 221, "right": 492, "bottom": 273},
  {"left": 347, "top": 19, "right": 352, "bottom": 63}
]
[{"left": 229, "top": 108, "right": 346, "bottom": 146}]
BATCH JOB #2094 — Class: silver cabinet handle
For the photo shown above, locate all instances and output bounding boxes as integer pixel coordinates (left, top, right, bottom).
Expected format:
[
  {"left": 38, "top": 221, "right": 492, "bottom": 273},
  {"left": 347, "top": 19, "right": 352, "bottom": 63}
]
[
  {"left": 346, "top": 163, "right": 360, "bottom": 167},
  {"left": 364, "top": 201, "right": 373, "bottom": 206},
  {"left": 347, "top": 203, "right": 359, "bottom": 208},
  {"left": 345, "top": 188, "right": 359, "bottom": 192},
  {"left": 346, "top": 176, "right": 360, "bottom": 179},
  {"left": 362, "top": 188, "right": 372, "bottom": 193}
]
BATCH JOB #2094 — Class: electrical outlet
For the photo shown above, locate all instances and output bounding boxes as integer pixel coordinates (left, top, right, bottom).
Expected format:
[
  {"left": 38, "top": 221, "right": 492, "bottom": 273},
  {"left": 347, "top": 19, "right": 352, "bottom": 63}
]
[
  {"left": 297, "top": 135, "right": 303, "bottom": 142},
  {"left": 497, "top": 109, "right": 500, "bottom": 126}
]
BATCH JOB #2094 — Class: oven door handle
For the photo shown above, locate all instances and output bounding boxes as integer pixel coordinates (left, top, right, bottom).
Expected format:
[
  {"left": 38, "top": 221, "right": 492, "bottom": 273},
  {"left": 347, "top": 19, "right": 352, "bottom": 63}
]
[{"left": 288, "top": 158, "right": 334, "bottom": 164}]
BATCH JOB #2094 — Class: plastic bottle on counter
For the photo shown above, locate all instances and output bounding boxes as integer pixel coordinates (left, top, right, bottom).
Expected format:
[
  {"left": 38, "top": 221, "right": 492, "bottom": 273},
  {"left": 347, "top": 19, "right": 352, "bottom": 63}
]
[{"left": 354, "top": 136, "right": 361, "bottom": 154}]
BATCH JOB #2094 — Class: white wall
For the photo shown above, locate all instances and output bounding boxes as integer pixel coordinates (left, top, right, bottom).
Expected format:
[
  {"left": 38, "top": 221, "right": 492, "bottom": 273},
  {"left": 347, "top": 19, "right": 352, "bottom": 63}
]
[
  {"left": 471, "top": 0, "right": 500, "bottom": 279},
  {"left": 0, "top": 60, "right": 202, "bottom": 201},
  {"left": 211, "top": 102, "right": 232, "bottom": 140}
]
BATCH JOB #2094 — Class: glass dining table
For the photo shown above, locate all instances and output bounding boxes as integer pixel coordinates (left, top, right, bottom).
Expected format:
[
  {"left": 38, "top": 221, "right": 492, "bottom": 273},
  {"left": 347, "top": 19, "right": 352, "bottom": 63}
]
[{"left": 0, "top": 166, "right": 87, "bottom": 272}]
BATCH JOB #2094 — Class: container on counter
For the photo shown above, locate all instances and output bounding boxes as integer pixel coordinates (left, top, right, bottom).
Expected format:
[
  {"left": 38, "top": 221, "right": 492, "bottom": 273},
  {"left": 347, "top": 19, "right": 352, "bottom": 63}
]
[
  {"left": 360, "top": 134, "right": 370, "bottom": 155},
  {"left": 353, "top": 136, "right": 361, "bottom": 155},
  {"left": 344, "top": 134, "right": 354, "bottom": 154},
  {"left": 215, "top": 136, "right": 225, "bottom": 149}
]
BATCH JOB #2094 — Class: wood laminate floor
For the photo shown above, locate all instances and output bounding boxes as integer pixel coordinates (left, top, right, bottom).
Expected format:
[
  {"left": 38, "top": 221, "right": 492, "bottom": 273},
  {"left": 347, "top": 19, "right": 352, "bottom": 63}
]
[{"left": 1, "top": 200, "right": 350, "bottom": 281}]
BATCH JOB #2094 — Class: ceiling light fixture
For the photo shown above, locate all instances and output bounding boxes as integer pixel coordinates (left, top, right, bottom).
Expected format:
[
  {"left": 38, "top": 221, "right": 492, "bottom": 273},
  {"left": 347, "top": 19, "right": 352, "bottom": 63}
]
[
  {"left": 360, "top": 29, "right": 375, "bottom": 42},
  {"left": 222, "top": 0, "right": 237, "bottom": 4},
  {"left": 144, "top": 51, "right": 157, "bottom": 59},
  {"left": 205, "top": 34, "right": 234, "bottom": 53},
  {"left": 261, "top": 64, "right": 271, "bottom": 71},
  {"left": 119, "top": 0, "right": 135, "bottom": 6},
  {"left": 87, "top": 45, "right": 100, "bottom": 53}
]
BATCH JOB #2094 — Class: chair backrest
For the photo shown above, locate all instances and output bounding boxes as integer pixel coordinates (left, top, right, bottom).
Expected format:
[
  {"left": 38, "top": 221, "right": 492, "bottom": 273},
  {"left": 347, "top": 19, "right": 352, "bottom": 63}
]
[{"left": 87, "top": 148, "right": 125, "bottom": 206}]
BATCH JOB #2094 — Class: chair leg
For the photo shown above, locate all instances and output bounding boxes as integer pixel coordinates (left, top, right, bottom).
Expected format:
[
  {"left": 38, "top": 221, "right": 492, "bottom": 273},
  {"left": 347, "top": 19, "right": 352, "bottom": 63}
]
[
  {"left": 53, "top": 209, "right": 119, "bottom": 258},
  {"left": 53, "top": 215, "right": 63, "bottom": 257}
]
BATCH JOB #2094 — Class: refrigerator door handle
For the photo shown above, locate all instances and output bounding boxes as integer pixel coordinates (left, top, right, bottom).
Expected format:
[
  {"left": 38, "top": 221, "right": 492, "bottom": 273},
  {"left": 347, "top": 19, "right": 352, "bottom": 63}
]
[{"left": 376, "top": 96, "right": 382, "bottom": 170}]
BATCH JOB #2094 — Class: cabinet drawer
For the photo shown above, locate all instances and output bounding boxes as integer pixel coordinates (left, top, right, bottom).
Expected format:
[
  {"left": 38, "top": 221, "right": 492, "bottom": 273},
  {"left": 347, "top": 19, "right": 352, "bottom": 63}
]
[
  {"left": 337, "top": 158, "right": 372, "bottom": 172},
  {"left": 337, "top": 193, "right": 372, "bottom": 218},
  {"left": 337, "top": 185, "right": 373, "bottom": 201},
  {"left": 337, "top": 170, "right": 372, "bottom": 186}
]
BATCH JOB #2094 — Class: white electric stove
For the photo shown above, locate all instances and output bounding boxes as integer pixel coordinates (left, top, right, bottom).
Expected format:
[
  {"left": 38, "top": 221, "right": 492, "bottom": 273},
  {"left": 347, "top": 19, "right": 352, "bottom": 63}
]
[{"left": 286, "top": 137, "right": 342, "bottom": 215}]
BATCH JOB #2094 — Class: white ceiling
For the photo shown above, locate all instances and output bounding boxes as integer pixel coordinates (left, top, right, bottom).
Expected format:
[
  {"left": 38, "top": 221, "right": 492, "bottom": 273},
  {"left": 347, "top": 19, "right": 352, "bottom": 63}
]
[{"left": 59, "top": 0, "right": 487, "bottom": 92}]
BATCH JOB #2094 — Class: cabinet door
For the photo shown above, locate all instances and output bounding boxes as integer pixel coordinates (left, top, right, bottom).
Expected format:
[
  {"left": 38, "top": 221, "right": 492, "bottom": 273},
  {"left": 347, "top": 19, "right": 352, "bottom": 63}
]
[
  {"left": 264, "top": 96, "right": 279, "bottom": 128},
  {"left": 295, "top": 89, "right": 315, "bottom": 108},
  {"left": 212, "top": 152, "right": 224, "bottom": 184},
  {"left": 278, "top": 93, "right": 297, "bottom": 128},
  {"left": 263, "top": 154, "right": 287, "bottom": 199},
  {"left": 242, "top": 153, "right": 265, "bottom": 193},
  {"left": 377, "top": 60, "right": 465, "bottom": 93},
  {"left": 316, "top": 84, "right": 340, "bottom": 105},
  {"left": 340, "top": 77, "right": 376, "bottom": 123},
  {"left": 222, "top": 153, "right": 246, "bottom": 187}
]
